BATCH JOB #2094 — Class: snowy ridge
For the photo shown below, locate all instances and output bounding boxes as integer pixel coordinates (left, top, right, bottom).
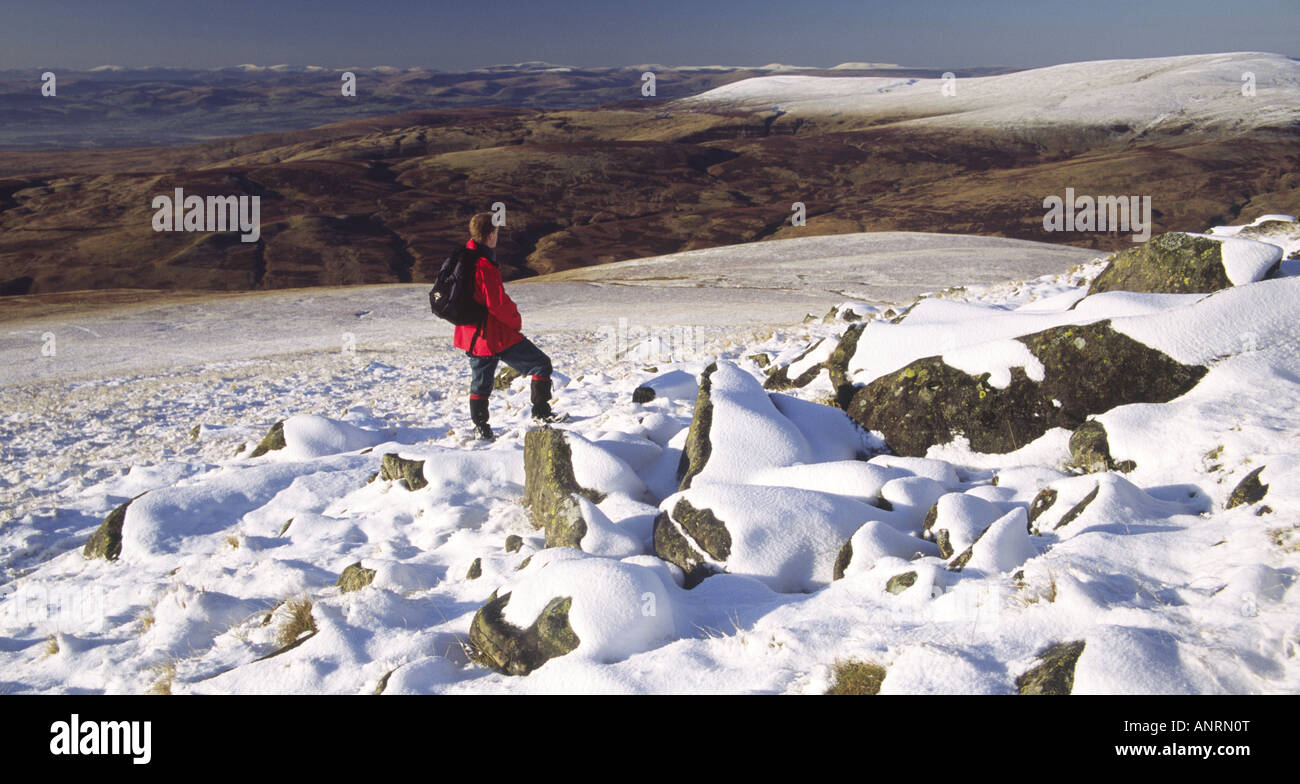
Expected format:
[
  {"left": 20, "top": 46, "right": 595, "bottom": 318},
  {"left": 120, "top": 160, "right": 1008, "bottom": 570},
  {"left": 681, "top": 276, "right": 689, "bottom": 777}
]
[{"left": 677, "top": 52, "right": 1300, "bottom": 133}]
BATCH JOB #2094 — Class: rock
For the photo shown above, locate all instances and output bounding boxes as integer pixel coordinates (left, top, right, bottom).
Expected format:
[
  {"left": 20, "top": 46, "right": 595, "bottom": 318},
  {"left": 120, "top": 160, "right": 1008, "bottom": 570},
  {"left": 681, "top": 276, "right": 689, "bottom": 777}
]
[
  {"left": 380, "top": 453, "right": 427, "bottom": 491},
  {"left": 656, "top": 483, "right": 875, "bottom": 592},
  {"left": 504, "top": 535, "right": 524, "bottom": 553},
  {"left": 1068, "top": 420, "right": 1135, "bottom": 473},
  {"left": 832, "top": 539, "right": 853, "bottom": 581},
  {"left": 466, "top": 558, "right": 482, "bottom": 580},
  {"left": 467, "top": 591, "right": 580, "bottom": 676},
  {"left": 1226, "top": 466, "right": 1269, "bottom": 509},
  {"left": 676, "top": 363, "right": 718, "bottom": 491},
  {"left": 763, "top": 338, "right": 828, "bottom": 391},
  {"left": 828, "top": 323, "right": 867, "bottom": 408},
  {"left": 885, "top": 571, "right": 918, "bottom": 594},
  {"left": 677, "top": 362, "right": 814, "bottom": 491},
  {"left": 1027, "top": 489, "right": 1057, "bottom": 527},
  {"left": 248, "top": 420, "right": 286, "bottom": 458},
  {"left": 523, "top": 428, "right": 603, "bottom": 549},
  {"left": 653, "top": 498, "right": 731, "bottom": 588},
  {"left": 1088, "top": 233, "right": 1233, "bottom": 295},
  {"left": 632, "top": 386, "right": 656, "bottom": 404},
  {"left": 493, "top": 365, "right": 523, "bottom": 391},
  {"left": 948, "top": 508, "right": 1035, "bottom": 573},
  {"left": 1016, "top": 640, "right": 1086, "bottom": 695},
  {"left": 846, "top": 320, "right": 1207, "bottom": 457},
  {"left": 83, "top": 495, "right": 143, "bottom": 561},
  {"left": 336, "top": 562, "right": 376, "bottom": 592},
  {"left": 748, "top": 353, "right": 771, "bottom": 369},
  {"left": 825, "top": 660, "right": 887, "bottom": 695},
  {"left": 1054, "top": 484, "right": 1099, "bottom": 530}
]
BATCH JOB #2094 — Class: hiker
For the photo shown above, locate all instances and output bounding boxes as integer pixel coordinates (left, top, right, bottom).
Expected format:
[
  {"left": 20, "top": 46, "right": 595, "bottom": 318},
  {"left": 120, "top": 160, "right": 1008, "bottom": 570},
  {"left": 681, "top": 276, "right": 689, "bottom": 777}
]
[{"left": 454, "top": 212, "right": 560, "bottom": 440}]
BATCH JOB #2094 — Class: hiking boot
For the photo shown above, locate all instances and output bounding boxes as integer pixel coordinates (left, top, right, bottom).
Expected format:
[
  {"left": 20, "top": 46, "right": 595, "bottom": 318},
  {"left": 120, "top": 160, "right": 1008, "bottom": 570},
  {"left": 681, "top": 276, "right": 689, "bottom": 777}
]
[
  {"left": 469, "top": 395, "right": 494, "bottom": 440},
  {"left": 530, "top": 377, "right": 559, "bottom": 422}
]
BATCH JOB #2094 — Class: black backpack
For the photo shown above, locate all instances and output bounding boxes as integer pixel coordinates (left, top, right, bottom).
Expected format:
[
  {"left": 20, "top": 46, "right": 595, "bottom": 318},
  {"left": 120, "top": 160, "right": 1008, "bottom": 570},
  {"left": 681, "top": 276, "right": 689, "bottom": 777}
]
[{"left": 429, "top": 248, "right": 488, "bottom": 326}]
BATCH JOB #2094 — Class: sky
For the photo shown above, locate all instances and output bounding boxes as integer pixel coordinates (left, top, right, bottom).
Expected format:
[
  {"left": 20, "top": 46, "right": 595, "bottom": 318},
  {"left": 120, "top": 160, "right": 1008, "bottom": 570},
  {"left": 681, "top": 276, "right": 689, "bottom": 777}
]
[{"left": 2, "top": 0, "right": 1297, "bottom": 71}]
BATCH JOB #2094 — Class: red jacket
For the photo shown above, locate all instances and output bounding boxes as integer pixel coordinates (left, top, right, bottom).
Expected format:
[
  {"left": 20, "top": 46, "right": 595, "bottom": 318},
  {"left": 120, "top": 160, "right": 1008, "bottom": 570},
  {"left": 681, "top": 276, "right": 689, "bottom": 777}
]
[{"left": 453, "top": 240, "right": 525, "bottom": 356}]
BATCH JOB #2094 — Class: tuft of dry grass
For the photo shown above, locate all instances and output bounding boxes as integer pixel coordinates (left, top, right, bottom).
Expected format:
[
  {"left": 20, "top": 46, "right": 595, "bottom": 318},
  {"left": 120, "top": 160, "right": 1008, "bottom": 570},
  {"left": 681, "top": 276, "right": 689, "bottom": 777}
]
[
  {"left": 41, "top": 634, "right": 59, "bottom": 658},
  {"left": 145, "top": 663, "right": 175, "bottom": 695},
  {"left": 225, "top": 535, "right": 240, "bottom": 549},
  {"left": 825, "top": 659, "right": 887, "bottom": 695},
  {"left": 1014, "top": 569, "right": 1059, "bottom": 606},
  {"left": 275, "top": 598, "right": 317, "bottom": 649}
]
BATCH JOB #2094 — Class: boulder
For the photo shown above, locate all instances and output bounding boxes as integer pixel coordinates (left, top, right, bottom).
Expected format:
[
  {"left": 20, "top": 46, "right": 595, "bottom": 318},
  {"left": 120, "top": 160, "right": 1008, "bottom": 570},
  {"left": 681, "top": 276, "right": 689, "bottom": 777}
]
[
  {"left": 1016, "top": 640, "right": 1086, "bottom": 695},
  {"left": 677, "top": 361, "right": 813, "bottom": 491},
  {"left": 466, "top": 558, "right": 482, "bottom": 580},
  {"left": 655, "top": 483, "right": 878, "bottom": 592},
  {"left": 83, "top": 494, "right": 143, "bottom": 561},
  {"left": 1088, "top": 233, "right": 1233, "bottom": 295},
  {"left": 653, "top": 498, "right": 731, "bottom": 588},
  {"left": 380, "top": 453, "right": 427, "bottom": 491},
  {"left": 468, "top": 591, "right": 580, "bottom": 676},
  {"left": 846, "top": 320, "right": 1207, "bottom": 457},
  {"left": 467, "top": 550, "right": 675, "bottom": 675},
  {"left": 504, "top": 535, "right": 524, "bottom": 553},
  {"left": 523, "top": 428, "right": 603, "bottom": 549},
  {"left": 336, "top": 562, "right": 376, "bottom": 592},
  {"left": 248, "top": 420, "right": 286, "bottom": 458}
]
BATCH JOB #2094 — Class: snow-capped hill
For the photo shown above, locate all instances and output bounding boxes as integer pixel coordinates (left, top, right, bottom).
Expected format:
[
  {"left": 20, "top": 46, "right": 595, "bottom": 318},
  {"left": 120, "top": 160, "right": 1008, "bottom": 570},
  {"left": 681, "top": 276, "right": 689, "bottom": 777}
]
[{"left": 678, "top": 52, "right": 1300, "bottom": 133}]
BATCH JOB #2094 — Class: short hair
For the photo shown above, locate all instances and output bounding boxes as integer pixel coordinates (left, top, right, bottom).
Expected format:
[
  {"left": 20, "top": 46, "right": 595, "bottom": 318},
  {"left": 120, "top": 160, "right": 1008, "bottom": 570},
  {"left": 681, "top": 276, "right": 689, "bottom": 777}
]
[{"left": 469, "top": 212, "right": 497, "bottom": 244}]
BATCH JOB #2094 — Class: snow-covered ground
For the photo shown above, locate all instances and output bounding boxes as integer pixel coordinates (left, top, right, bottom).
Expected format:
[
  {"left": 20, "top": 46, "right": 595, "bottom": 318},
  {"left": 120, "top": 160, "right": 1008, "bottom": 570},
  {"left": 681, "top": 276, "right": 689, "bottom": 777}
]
[
  {"left": 1, "top": 227, "right": 1297, "bottom": 694},
  {"left": 676, "top": 52, "right": 1300, "bottom": 134}
]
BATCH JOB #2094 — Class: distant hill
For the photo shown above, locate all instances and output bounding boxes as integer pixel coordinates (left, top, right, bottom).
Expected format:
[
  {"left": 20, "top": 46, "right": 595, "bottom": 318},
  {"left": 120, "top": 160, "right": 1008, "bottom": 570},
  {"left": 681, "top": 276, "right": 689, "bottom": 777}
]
[{"left": 0, "top": 53, "right": 1297, "bottom": 296}]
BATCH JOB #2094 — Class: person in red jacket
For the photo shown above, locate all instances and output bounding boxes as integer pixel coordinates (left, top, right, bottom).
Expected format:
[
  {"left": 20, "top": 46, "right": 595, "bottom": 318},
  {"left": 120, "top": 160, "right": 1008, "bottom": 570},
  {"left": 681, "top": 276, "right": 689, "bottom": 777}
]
[{"left": 456, "top": 212, "right": 559, "bottom": 440}]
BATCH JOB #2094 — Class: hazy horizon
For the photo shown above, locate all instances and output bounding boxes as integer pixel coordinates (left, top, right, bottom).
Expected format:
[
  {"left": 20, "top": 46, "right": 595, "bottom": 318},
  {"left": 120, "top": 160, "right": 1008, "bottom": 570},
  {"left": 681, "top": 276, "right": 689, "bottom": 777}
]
[{"left": 3, "top": 0, "right": 1297, "bottom": 71}]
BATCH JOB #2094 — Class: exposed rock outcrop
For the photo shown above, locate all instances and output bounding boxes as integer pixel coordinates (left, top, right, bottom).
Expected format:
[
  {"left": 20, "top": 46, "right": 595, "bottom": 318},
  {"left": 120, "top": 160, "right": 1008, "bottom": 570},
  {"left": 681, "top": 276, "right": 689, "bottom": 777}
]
[{"left": 847, "top": 320, "right": 1207, "bottom": 456}]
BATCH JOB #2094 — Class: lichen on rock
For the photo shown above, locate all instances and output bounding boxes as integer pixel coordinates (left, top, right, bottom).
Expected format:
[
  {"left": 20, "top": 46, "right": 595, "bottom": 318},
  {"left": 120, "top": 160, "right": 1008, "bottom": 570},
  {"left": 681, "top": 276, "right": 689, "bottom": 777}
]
[
  {"left": 652, "top": 498, "right": 731, "bottom": 588},
  {"left": 523, "top": 427, "right": 603, "bottom": 550},
  {"left": 380, "top": 453, "right": 427, "bottom": 491},
  {"left": 847, "top": 320, "right": 1207, "bottom": 457},
  {"left": 83, "top": 494, "right": 144, "bottom": 561},
  {"left": 467, "top": 591, "right": 581, "bottom": 676},
  {"left": 1088, "top": 232, "right": 1233, "bottom": 295},
  {"left": 248, "top": 420, "right": 286, "bottom": 458},
  {"left": 1016, "top": 640, "right": 1086, "bottom": 695}
]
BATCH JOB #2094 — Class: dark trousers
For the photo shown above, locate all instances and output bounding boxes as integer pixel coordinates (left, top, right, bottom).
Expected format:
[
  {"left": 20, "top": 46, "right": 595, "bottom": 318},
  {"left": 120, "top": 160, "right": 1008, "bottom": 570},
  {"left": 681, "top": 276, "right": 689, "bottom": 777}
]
[{"left": 468, "top": 338, "right": 552, "bottom": 398}]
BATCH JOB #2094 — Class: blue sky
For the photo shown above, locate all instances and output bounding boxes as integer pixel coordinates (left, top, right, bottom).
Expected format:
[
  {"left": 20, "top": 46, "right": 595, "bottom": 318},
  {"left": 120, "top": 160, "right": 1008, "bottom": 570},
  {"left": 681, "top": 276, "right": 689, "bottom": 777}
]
[{"left": 3, "top": 0, "right": 1297, "bottom": 70}]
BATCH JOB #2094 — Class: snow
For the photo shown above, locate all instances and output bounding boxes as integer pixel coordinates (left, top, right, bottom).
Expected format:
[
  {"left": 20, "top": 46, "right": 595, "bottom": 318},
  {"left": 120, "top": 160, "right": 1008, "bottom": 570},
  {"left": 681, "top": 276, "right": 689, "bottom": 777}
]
[
  {"left": 678, "top": 53, "right": 1300, "bottom": 135},
  {"left": 943, "top": 339, "right": 1045, "bottom": 389},
  {"left": 496, "top": 549, "right": 677, "bottom": 663},
  {"left": 3, "top": 223, "right": 1299, "bottom": 694},
  {"left": 686, "top": 362, "right": 814, "bottom": 486},
  {"left": 662, "top": 483, "right": 883, "bottom": 592},
  {"left": 1184, "top": 234, "right": 1283, "bottom": 285}
]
